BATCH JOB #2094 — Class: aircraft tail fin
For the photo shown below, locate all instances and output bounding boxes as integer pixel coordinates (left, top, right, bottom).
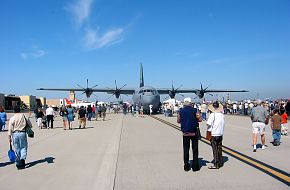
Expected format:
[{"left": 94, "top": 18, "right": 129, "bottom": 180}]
[{"left": 140, "top": 63, "right": 144, "bottom": 87}]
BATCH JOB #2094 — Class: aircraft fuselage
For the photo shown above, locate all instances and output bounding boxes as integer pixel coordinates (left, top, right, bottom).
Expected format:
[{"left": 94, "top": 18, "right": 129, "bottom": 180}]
[{"left": 132, "top": 86, "right": 160, "bottom": 113}]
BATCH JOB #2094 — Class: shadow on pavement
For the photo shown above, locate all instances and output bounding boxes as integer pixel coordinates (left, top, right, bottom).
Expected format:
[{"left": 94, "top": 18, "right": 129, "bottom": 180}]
[
  {"left": 209, "top": 156, "right": 229, "bottom": 164},
  {"left": 198, "top": 158, "right": 210, "bottom": 167},
  {"left": 189, "top": 158, "right": 211, "bottom": 169},
  {"left": 73, "top": 126, "right": 94, "bottom": 130},
  {"left": 26, "top": 157, "right": 55, "bottom": 168},
  {"left": 0, "top": 161, "right": 14, "bottom": 167}
]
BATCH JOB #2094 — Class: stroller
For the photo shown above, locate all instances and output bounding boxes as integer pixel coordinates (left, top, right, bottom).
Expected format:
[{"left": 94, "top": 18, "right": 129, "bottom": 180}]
[{"left": 42, "top": 115, "right": 47, "bottom": 129}]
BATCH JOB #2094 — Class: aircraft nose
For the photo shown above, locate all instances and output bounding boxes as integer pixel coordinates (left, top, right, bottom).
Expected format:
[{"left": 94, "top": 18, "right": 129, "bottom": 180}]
[{"left": 141, "top": 95, "right": 160, "bottom": 108}]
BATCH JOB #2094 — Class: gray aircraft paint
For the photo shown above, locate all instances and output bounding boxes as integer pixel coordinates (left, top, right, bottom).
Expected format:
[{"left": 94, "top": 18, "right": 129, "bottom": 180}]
[
  {"left": 132, "top": 63, "right": 160, "bottom": 112},
  {"left": 132, "top": 86, "right": 160, "bottom": 112},
  {"left": 37, "top": 63, "right": 248, "bottom": 114}
]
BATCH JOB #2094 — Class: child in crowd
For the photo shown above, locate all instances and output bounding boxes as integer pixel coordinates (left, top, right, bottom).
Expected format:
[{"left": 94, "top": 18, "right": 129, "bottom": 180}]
[
  {"left": 281, "top": 109, "right": 288, "bottom": 136},
  {"left": 270, "top": 109, "right": 282, "bottom": 146}
]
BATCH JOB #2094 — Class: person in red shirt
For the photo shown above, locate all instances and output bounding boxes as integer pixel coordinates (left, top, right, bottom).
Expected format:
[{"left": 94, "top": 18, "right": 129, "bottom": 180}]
[{"left": 281, "top": 109, "right": 288, "bottom": 136}]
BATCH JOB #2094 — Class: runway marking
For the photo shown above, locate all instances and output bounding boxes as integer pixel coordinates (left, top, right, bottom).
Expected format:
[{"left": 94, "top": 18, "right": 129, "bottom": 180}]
[{"left": 150, "top": 115, "right": 290, "bottom": 186}]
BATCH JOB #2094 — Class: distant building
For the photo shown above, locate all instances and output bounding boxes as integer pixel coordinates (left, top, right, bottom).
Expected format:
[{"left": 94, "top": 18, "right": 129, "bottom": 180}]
[
  {"left": 5, "top": 95, "right": 21, "bottom": 110},
  {"left": 46, "top": 99, "right": 61, "bottom": 107},
  {"left": 0, "top": 93, "right": 4, "bottom": 107},
  {"left": 0, "top": 93, "right": 46, "bottom": 110},
  {"left": 38, "top": 97, "right": 46, "bottom": 108},
  {"left": 20, "top": 95, "right": 37, "bottom": 110}
]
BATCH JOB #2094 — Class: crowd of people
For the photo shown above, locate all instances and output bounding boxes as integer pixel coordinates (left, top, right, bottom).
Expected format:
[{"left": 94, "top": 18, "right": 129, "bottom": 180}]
[
  {"left": 32, "top": 104, "right": 109, "bottom": 131},
  {"left": 2, "top": 97, "right": 289, "bottom": 171},
  {"left": 177, "top": 98, "right": 289, "bottom": 171}
]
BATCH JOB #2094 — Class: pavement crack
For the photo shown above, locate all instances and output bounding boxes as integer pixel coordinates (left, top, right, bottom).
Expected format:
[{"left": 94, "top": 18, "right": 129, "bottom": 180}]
[{"left": 112, "top": 114, "right": 125, "bottom": 190}]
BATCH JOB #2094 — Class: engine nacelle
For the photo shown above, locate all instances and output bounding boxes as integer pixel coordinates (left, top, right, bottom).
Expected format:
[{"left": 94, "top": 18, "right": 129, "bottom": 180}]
[
  {"left": 85, "top": 90, "right": 93, "bottom": 98},
  {"left": 115, "top": 93, "right": 121, "bottom": 99},
  {"left": 169, "top": 90, "right": 176, "bottom": 99},
  {"left": 196, "top": 90, "right": 205, "bottom": 99}
]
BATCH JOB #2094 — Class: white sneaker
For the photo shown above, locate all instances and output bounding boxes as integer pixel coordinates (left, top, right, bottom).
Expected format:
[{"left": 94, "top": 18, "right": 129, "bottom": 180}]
[
  {"left": 253, "top": 145, "right": 257, "bottom": 152},
  {"left": 262, "top": 145, "right": 266, "bottom": 150}
]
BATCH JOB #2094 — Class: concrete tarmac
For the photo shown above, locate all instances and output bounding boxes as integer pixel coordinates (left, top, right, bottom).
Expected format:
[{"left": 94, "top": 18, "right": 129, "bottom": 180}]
[{"left": 0, "top": 112, "right": 289, "bottom": 190}]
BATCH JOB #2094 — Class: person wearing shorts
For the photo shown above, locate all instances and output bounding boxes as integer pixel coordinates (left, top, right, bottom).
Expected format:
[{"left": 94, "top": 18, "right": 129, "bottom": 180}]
[
  {"left": 250, "top": 100, "right": 269, "bottom": 152},
  {"left": 252, "top": 122, "right": 266, "bottom": 135}
]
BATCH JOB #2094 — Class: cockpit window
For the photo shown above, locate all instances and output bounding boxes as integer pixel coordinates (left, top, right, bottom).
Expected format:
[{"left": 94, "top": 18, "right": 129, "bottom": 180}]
[
  {"left": 139, "top": 89, "right": 157, "bottom": 95},
  {"left": 143, "top": 89, "right": 152, "bottom": 93}
]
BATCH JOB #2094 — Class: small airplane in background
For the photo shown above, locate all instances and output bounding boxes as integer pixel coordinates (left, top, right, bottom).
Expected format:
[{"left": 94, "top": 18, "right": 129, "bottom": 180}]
[
  {"left": 37, "top": 64, "right": 248, "bottom": 113},
  {"left": 62, "top": 98, "right": 96, "bottom": 108}
]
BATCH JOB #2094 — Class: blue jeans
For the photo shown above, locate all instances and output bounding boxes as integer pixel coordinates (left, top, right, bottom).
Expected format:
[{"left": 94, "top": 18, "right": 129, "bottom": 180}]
[
  {"left": 87, "top": 113, "right": 92, "bottom": 121},
  {"left": 13, "top": 132, "right": 28, "bottom": 165},
  {"left": 202, "top": 112, "right": 206, "bottom": 120},
  {"left": 272, "top": 130, "right": 281, "bottom": 142},
  {"left": 0, "top": 122, "right": 5, "bottom": 131}
]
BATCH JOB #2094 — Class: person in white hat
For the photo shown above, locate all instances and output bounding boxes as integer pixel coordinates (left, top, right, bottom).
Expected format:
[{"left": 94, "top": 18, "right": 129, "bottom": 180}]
[
  {"left": 177, "top": 97, "right": 202, "bottom": 171},
  {"left": 206, "top": 101, "right": 225, "bottom": 169}
]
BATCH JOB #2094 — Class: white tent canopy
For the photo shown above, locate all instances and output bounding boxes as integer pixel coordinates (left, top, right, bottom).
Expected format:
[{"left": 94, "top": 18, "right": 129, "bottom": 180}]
[{"left": 162, "top": 98, "right": 181, "bottom": 104}]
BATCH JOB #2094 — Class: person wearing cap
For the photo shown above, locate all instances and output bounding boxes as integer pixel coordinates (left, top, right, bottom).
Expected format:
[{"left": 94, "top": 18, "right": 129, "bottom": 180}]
[
  {"left": 8, "top": 106, "right": 33, "bottom": 169},
  {"left": 250, "top": 99, "right": 269, "bottom": 152},
  {"left": 177, "top": 97, "right": 201, "bottom": 172},
  {"left": 206, "top": 101, "right": 225, "bottom": 169}
]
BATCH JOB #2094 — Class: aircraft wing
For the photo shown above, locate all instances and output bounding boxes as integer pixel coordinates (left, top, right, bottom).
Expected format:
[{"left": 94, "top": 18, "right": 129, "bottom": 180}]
[
  {"left": 156, "top": 88, "right": 249, "bottom": 97},
  {"left": 37, "top": 88, "right": 89, "bottom": 92},
  {"left": 156, "top": 88, "right": 198, "bottom": 94},
  {"left": 156, "top": 88, "right": 248, "bottom": 94},
  {"left": 37, "top": 87, "right": 136, "bottom": 94},
  {"left": 93, "top": 88, "right": 135, "bottom": 95},
  {"left": 199, "top": 89, "right": 249, "bottom": 93}
]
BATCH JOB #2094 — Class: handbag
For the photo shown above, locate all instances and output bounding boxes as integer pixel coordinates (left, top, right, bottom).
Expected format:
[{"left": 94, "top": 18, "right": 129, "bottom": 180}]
[
  {"left": 24, "top": 116, "right": 34, "bottom": 138},
  {"left": 26, "top": 127, "right": 34, "bottom": 138},
  {"left": 8, "top": 142, "right": 16, "bottom": 162},
  {"left": 206, "top": 113, "right": 214, "bottom": 141}
]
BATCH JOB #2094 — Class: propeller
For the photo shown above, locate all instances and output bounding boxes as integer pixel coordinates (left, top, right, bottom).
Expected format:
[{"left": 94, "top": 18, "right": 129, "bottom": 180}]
[
  {"left": 76, "top": 79, "right": 98, "bottom": 99},
  {"left": 107, "top": 80, "right": 127, "bottom": 99},
  {"left": 194, "top": 82, "right": 212, "bottom": 99},
  {"left": 168, "top": 81, "right": 184, "bottom": 99}
]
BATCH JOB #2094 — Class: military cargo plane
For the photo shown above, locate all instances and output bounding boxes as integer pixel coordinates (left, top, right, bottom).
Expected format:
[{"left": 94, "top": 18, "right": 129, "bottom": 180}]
[{"left": 37, "top": 64, "right": 248, "bottom": 113}]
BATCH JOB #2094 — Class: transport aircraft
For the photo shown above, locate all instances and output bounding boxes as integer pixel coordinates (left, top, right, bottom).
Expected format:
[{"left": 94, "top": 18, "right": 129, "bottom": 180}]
[{"left": 37, "top": 64, "right": 248, "bottom": 113}]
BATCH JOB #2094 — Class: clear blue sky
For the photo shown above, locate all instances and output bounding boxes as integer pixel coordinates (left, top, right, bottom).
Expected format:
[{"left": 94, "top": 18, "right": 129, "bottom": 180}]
[{"left": 1, "top": 0, "right": 289, "bottom": 102}]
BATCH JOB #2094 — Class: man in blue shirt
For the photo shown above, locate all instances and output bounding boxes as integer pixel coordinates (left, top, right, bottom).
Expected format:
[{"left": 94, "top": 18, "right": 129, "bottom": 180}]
[{"left": 178, "top": 98, "right": 201, "bottom": 171}]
